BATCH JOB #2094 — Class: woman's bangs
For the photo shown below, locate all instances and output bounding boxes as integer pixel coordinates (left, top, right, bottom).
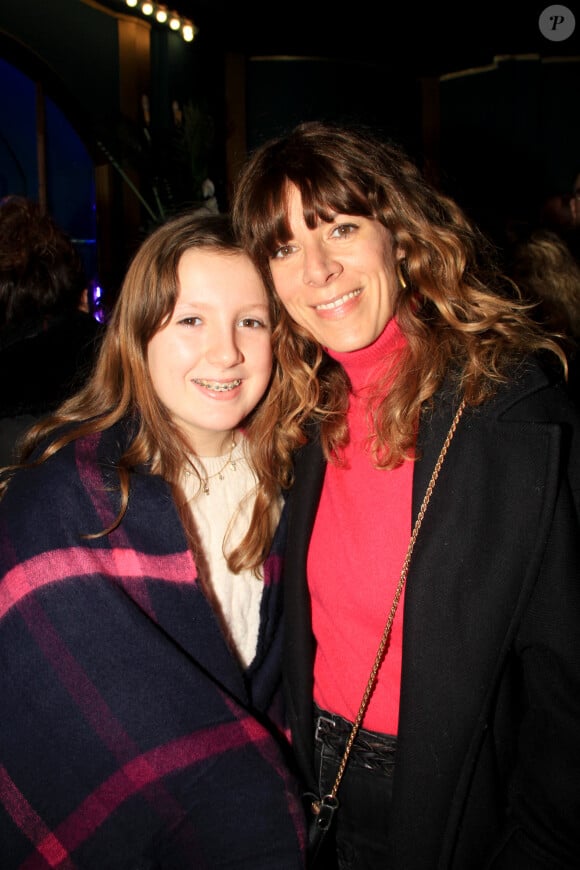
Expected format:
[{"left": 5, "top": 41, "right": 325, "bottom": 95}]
[
  {"left": 254, "top": 182, "right": 295, "bottom": 253},
  {"left": 253, "top": 166, "right": 372, "bottom": 254},
  {"left": 298, "top": 173, "right": 371, "bottom": 225}
]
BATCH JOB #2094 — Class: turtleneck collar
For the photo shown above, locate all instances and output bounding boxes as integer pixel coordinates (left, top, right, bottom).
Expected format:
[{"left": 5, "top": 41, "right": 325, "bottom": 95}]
[{"left": 324, "top": 316, "right": 406, "bottom": 392}]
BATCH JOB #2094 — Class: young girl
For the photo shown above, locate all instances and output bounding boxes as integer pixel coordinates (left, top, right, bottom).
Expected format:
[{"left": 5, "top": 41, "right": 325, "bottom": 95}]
[{"left": 0, "top": 212, "right": 306, "bottom": 868}]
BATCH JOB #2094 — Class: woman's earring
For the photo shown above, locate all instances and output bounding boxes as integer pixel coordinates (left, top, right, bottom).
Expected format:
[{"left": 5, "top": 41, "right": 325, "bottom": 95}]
[{"left": 396, "top": 261, "right": 407, "bottom": 289}]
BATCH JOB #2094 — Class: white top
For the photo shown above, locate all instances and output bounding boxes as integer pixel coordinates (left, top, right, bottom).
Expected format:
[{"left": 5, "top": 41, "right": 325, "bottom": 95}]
[{"left": 181, "top": 437, "right": 277, "bottom": 668}]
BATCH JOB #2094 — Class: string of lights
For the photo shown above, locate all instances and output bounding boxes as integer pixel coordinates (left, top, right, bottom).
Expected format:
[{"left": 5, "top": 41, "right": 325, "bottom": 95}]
[{"left": 124, "top": 1, "right": 196, "bottom": 42}]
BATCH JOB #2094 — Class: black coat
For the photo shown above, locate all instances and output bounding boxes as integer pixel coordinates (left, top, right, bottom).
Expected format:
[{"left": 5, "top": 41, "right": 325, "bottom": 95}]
[{"left": 283, "top": 357, "right": 580, "bottom": 869}]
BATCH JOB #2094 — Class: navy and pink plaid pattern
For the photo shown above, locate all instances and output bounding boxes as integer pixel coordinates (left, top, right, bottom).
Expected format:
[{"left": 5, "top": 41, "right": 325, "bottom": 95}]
[{"left": 0, "top": 423, "right": 306, "bottom": 868}]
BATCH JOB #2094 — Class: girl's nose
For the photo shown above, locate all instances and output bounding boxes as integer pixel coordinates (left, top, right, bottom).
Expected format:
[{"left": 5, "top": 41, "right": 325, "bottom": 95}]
[{"left": 205, "top": 327, "right": 243, "bottom": 368}]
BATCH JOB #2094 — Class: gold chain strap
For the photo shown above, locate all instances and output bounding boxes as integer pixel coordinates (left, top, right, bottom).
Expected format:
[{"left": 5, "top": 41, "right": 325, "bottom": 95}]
[{"left": 313, "top": 397, "right": 466, "bottom": 810}]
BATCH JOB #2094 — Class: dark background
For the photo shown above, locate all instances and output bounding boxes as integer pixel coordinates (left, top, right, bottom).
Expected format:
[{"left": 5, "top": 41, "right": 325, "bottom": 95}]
[
  {"left": 183, "top": 2, "right": 570, "bottom": 73},
  {"left": 1, "top": 0, "right": 579, "bottom": 304},
  {"left": 183, "top": 2, "right": 580, "bottom": 207}
]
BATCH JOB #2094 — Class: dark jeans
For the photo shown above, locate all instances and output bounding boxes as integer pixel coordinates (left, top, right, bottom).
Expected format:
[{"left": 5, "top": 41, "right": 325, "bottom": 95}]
[{"left": 312, "top": 706, "right": 397, "bottom": 870}]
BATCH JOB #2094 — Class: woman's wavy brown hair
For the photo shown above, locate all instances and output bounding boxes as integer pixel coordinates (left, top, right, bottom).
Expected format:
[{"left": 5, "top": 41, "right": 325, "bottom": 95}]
[
  {"left": 0, "top": 211, "right": 299, "bottom": 575},
  {"left": 232, "top": 120, "right": 567, "bottom": 467}
]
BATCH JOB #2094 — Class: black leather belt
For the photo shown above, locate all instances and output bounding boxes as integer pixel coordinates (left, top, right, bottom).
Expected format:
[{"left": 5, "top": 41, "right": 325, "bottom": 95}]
[{"left": 313, "top": 705, "right": 397, "bottom": 775}]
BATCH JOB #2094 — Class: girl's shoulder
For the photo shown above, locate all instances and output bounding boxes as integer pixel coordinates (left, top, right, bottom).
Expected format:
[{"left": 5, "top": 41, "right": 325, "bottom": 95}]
[{"left": 0, "top": 424, "right": 125, "bottom": 523}]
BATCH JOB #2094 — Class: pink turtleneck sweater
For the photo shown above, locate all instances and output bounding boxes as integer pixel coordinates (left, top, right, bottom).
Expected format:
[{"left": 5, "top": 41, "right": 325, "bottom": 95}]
[{"left": 308, "top": 318, "right": 413, "bottom": 735}]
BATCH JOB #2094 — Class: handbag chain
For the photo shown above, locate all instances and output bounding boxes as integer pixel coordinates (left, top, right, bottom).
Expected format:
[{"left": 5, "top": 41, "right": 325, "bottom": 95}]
[{"left": 312, "top": 397, "right": 466, "bottom": 815}]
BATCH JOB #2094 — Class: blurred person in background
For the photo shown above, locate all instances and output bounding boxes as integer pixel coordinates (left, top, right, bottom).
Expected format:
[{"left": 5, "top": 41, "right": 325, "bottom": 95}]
[
  {"left": 508, "top": 227, "right": 580, "bottom": 404},
  {"left": 0, "top": 195, "right": 103, "bottom": 464},
  {"left": 566, "top": 170, "right": 580, "bottom": 260}
]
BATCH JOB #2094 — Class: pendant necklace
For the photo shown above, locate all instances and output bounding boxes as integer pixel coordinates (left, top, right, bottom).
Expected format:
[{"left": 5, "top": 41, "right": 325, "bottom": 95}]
[{"left": 186, "top": 435, "right": 239, "bottom": 495}]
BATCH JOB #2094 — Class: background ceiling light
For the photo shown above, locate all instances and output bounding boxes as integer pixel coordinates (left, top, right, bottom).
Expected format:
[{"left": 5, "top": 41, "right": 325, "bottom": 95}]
[
  {"left": 182, "top": 21, "right": 195, "bottom": 42},
  {"left": 123, "top": 2, "right": 197, "bottom": 42}
]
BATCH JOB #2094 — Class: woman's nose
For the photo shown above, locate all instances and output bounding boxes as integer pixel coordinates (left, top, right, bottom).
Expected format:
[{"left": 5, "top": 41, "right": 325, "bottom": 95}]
[{"left": 302, "top": 244, "right": 342, "bottom": 286}]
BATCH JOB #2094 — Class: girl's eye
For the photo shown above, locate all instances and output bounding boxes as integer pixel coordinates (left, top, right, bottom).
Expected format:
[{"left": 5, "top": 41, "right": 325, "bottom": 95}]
[
  {"left": 239, "top": 317, "right": 267, "bottom": 329},
  {"left": 178, "top": 316, "right": 202, "bottom": 327}
]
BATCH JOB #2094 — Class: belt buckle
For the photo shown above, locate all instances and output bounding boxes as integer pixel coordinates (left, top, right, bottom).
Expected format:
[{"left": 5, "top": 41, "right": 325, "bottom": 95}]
[{"left": 315, "top": 713, "right": 336, "bottom": 743}]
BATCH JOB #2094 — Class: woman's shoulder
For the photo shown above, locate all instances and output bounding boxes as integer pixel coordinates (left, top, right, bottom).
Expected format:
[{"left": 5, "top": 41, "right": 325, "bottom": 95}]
[
  {"left": 468, "top": 352, "right": 579, "bottom": 424},
  {"left": 514, "top": 352, "right": 579, "bottom": 419},
  {"left": 430, "top": 354, "right": 580, "bottom": 430}
]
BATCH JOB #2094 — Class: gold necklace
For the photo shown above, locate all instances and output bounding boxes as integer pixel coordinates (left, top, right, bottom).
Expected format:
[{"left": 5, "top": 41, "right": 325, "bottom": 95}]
[{"left": 186, "top": 435, "right": 239, "bottom": 496}]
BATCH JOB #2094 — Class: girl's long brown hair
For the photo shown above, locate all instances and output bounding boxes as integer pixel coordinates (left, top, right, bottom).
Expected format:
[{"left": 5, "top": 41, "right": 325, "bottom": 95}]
[
  {"left": 232, "top": 121, "right": 567, "bottom": 467},
  {"left": 0, "top": 211, "right": 302, "bottom": 574}
]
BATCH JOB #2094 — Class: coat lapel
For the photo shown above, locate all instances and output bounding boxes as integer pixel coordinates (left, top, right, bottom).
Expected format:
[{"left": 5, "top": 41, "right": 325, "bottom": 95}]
[{"left": 283, "top": 430, "right": 326, "bottom": 790}]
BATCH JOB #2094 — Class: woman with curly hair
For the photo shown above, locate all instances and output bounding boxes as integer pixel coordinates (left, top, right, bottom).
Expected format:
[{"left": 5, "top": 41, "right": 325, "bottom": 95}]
[
  {"left": 232, "top": 120, "right": 580, "bottom": 869},
  {"left": 0, "top": 211, "right": 306, "bottom": 868}
]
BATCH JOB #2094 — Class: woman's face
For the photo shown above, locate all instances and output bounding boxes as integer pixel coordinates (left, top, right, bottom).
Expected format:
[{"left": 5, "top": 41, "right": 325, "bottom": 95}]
[
  {"left": 269, "top": 184, "right": 403, "bottom": 352},
  {"left": 147, "top": 249, "right": 273, "bottom": 456}
]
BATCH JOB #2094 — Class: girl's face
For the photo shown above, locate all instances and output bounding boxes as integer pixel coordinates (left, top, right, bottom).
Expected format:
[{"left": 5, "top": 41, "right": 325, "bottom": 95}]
[
  {"left": 269, "top": 184, "right": 404, "bottom": 352},
  {"left": 147, "top": 249, "right": 273, "bottom": 456}
]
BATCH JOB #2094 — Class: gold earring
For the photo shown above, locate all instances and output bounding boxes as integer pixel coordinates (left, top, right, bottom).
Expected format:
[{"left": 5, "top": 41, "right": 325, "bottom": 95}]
[{"left": 396, "top": 261, "right": 407, "bottom": 289}]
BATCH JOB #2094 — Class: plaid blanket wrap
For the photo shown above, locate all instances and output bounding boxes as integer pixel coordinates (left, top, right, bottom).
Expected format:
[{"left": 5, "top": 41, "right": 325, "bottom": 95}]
[{"left": 0, "top": 423, "right": 306, "bottom": 868}]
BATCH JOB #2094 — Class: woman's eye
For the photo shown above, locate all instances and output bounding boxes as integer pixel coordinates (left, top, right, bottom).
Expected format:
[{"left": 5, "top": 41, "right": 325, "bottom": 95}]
[
  {"left": 331, "top": 223, "right": 357, "bottom": 238},
  {"left": 178, "top": 316, "right": 202, "bottom": 327},
  {"left": 272, "top": 244, "right": 295, "bottom": 259}
]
